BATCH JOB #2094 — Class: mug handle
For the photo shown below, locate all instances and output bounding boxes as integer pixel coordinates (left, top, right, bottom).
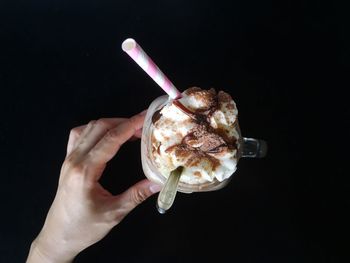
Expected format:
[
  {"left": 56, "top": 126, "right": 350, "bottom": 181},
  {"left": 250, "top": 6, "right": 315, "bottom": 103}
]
[{"left": 241, "top": 137, "right": 268, "bottom": 158}]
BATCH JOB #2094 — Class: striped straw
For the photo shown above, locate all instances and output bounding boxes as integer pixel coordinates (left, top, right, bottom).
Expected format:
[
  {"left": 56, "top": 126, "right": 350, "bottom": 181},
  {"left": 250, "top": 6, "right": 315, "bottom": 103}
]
[{"left": 122, "top": 38, "right": 182, "bottom": 99}]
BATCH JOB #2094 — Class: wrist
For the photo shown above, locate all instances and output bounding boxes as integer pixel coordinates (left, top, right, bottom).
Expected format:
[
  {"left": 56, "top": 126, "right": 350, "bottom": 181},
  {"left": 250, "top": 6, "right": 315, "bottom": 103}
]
[{"left": 26, "top": 233, "right": 78, "bottom": 263}]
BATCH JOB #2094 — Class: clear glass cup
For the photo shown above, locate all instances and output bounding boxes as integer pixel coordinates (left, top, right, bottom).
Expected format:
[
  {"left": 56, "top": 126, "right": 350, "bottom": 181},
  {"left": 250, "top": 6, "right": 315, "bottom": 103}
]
[{"left": 141, "top": 95, "right": 267, "bottom": 194}]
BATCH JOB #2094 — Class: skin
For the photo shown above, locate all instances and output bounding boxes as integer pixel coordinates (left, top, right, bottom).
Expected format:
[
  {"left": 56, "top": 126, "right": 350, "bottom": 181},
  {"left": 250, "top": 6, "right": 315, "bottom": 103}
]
[{"left": 26, "top": 111, "right": 161, "bottom": 263}]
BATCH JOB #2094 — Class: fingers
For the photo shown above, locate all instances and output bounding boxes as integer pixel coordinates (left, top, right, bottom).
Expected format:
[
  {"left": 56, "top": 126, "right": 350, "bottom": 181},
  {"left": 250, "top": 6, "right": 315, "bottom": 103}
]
[
  {"left": 134, "top": 128, "right": 143, "bottom": 138},
  {"left": 66, "top": 119, "right": 143, "bottom": 156},
  {"left": 87, "top": 112, "right": 146, "bottom": 170},
  {"left": 65, "top": 111, "right": 146, "bottom": 182},
  {"left": 128, "top": 128, "right": 143, "bottom": 142},
  {"left": 66, "top": 124, "right": 87, "bottom": 156},
  {"left": 67, "top": 118, "right": 126, "bottom": 156},
  {"left": 111, "top": 179, "right": 161, "bottom": 222}
]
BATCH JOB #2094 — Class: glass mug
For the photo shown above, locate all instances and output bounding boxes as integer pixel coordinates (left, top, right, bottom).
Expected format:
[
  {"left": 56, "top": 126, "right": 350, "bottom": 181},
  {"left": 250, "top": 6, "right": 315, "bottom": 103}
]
[{"left": 141, "top": 95, "right": 268, "bottom": 195}]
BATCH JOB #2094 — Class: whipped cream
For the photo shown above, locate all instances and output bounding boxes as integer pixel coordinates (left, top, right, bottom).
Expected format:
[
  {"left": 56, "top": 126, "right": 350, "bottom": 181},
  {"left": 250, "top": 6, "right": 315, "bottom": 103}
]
[{"left": 151, "top": 87, "right": 240, "bottom": 185}]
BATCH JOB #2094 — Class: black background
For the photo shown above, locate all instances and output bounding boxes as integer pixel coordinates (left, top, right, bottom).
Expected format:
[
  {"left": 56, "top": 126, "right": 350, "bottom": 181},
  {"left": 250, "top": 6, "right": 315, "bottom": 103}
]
[{"left": 0, "top": 0, "right": 349, "bottom": 262}]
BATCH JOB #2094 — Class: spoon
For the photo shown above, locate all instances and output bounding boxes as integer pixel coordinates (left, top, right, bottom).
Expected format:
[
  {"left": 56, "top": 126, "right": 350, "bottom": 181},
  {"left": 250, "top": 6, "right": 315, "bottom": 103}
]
[{"left": 156, "top": 166, "right": 184, "bottom": 214}]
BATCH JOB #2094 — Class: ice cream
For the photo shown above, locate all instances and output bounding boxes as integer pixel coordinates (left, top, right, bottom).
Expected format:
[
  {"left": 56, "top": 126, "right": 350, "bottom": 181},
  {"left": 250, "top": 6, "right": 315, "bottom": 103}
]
[{"left": 150, "top": 87, "right": 241, "bottom": 185}]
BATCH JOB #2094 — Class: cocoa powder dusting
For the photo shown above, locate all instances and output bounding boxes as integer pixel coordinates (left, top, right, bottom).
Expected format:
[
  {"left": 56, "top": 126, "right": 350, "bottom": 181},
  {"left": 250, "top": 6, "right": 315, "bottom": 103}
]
[
  {"left": 209, "top": 156, "right": 221, "bottom": 171},
  {"left": 153, "top": 87, "right": 238, "bottom": 172},
  {"left": 166, "top": 140, "right": 225, "bottom": 171},
  {"left": 157, "top": 143, "right": 161, "bottom": 155},
  {"left": 184, "top": 87, "right": 218, "bottom": 112},
  {"left": 184, "top": 124, "right": 227, "bottom": 152},
  {"left": 152, "top": 146, "right": 157, "bottom": 155},
  {"left": 214, "top": 127, "right": 237, "bottom": 146},
  {"left": 184, "top": 87, "right": 202, "bottom": 95},
  {"left": 218, "top": 91, "right": 232, "bottom": 104},
  {"left": 217, "top": 91, "right": 237, "bottom": 113},
  {"left": 194, "top": 171, "right": 202, "bottom": 177},
  {"left": 225, "top": 102, "right": 235, "bottom": 110}
]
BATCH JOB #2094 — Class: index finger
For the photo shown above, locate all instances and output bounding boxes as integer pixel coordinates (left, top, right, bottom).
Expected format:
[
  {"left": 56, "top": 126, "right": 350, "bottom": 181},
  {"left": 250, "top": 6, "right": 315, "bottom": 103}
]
[
  {"left": 66, "top": 118, "right": 127, "bottom": 156},
  {"left": 87, "top": 111, "right": 147, "bottom": 172}
]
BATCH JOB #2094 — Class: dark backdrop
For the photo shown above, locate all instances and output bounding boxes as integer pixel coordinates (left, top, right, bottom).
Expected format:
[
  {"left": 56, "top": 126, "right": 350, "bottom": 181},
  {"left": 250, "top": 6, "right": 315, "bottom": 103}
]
[{"left": 0, "top": 1, "right": 348, "bottom": 262}]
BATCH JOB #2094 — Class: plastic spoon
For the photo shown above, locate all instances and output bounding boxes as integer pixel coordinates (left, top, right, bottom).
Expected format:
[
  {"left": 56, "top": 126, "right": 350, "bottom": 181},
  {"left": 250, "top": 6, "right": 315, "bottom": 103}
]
[{"left": 156, "top": 166, "right": 184, "bottom": 214}]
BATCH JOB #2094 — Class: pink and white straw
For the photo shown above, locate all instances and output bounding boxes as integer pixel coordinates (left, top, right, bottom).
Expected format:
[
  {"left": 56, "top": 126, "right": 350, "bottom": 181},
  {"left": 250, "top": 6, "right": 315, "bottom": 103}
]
[{"left": 122, "top": 38, "right": 182, "bottom": 99}]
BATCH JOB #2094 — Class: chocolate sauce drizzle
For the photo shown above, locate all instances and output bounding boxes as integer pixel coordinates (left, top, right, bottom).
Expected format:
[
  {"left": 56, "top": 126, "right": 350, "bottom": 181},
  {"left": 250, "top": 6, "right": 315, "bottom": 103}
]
[{"left": 172, "top": 99, "right": 218, "bottom": 125}]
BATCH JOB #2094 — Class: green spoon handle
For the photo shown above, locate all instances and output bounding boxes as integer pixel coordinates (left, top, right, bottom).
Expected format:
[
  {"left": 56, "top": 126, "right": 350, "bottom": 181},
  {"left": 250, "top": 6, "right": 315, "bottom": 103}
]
[{"left": 157, "top": 166, "right": 183, "bottom": 214}]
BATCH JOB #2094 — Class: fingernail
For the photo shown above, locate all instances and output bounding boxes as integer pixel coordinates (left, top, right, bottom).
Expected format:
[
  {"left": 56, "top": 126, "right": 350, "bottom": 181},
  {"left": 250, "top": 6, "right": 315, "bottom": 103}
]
[
  {"left": 149, "top": 183, "right": 162, "bottom": 193},
  {"left": 138, "top": 109, "right": 148, "bottom": 116}
]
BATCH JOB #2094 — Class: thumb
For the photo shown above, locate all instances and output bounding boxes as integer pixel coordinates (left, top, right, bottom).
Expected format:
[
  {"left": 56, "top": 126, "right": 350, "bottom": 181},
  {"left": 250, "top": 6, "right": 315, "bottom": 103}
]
[{"left": 111, "top": 179, "right": 162, "bottom": 222}]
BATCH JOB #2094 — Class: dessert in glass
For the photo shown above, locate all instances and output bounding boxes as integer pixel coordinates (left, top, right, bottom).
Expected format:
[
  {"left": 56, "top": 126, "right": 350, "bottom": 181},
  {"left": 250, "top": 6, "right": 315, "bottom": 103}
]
[{"left": 141, "top": 87, "right": 267, "bottom": 212}]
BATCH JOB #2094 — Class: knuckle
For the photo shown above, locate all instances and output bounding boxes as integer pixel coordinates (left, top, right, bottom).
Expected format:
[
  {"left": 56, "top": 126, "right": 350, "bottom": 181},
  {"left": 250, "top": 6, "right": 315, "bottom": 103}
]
[
  {"left": 127, "top": 117, "right": 141, "bottom": 133},
  {"left": 84, "top": 120, "right": 97, "bottom": 130},
  {"left": 131, "top": 188, "right": 148, "bottom": 205},
  {"left": 64, "top": 153, "right": 76, "bottom": 166},
  {"left": 69, "top": 127, "right": 81, "bottom": 137},
  {"left": 88, "top": 120, "right": 96, "bottom": 127},
  {"left": 105, "top": 128, "right": 121, "bottom": 140},
  {"left": 96, "top": 118, "right": 110, "bottom": 129},
  {"left": 63, "top": 155, "right": 85, "bottom": 176},
  {"left": 68, "top": 163, "right": 86, "bottom": 178},
  {"left": 127, "top": 117, "right": 137, "bottom": 127}
]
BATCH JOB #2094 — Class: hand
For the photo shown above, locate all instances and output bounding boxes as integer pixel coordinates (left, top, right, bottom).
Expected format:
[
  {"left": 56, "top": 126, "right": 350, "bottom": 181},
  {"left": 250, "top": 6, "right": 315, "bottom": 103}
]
[{"left": 26, "top": 111, "right": 161, "bottom": 263}]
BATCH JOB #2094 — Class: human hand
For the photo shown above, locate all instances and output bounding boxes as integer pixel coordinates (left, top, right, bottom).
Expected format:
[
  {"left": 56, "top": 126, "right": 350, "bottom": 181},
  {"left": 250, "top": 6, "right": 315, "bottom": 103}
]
[{"left": 26, "top": 111, "right": 161, "bottom": 263}]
